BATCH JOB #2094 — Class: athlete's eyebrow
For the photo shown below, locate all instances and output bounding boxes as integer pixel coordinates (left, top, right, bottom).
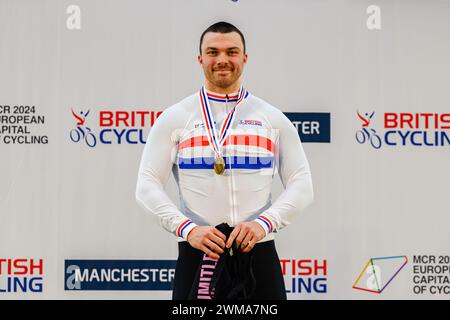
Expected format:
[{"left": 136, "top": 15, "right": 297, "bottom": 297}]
[{"left": 205, "top": 47, "right": 241, "bottom": 51}]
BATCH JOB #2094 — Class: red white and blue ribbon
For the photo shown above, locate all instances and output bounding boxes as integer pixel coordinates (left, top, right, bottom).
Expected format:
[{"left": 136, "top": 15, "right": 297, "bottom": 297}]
[{"left": 199, "top": 85, "right": 247, "bottom": 157}]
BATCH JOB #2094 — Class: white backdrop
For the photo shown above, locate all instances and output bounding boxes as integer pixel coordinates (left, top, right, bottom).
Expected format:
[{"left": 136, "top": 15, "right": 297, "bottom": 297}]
[{"left": 1, "top": 0, "right": 449, "bottom": 300}]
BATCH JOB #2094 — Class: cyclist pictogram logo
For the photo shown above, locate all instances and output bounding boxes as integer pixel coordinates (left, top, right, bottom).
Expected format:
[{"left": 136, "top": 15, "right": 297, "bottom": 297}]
[
  {"left": 70, "top": 108, "right": 97, "bottom": 148},
  {"left": 356, "top": 110, "right": 382, "bottom": 149}
]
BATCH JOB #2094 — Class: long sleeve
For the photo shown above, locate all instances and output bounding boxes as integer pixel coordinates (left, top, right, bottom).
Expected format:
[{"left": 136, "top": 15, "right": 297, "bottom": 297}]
[
  {"left": 135, "top": 105, "right": 197, "bottom": 240},
  {"left": 255, "top": 112, "right": 314, "bottom": 235}
]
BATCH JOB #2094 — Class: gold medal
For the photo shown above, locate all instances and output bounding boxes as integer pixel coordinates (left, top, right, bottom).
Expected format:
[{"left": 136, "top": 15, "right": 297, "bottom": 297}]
[{"left": 214, "top": 156, "right": 226, "bottom": 175}]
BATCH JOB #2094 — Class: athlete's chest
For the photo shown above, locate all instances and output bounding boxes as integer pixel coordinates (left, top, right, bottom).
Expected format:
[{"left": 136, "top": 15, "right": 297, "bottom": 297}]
[
  {"left": 175, "top": 101, "right": 278, "bottom": 174},
  {"left": 177, "top": 115, "right": 277, "bottom": 159}
]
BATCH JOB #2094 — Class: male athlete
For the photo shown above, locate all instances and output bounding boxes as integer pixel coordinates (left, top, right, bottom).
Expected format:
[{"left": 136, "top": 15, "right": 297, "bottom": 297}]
[{"left": 136, "top": 22, "right": 313, "bottom": 299}]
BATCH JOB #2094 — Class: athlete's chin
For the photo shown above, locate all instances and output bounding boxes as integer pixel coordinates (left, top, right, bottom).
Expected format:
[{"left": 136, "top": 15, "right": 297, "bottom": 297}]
[
  {"left": 212, "top": 76, "right": 237, "bottom": 88},
  {"left": 214, "top": 81, "right": 234, "bottom": 89}
]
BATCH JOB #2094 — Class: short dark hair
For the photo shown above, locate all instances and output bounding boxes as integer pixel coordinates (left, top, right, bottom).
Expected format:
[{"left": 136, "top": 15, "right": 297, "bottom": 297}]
[{"left": 199, "top": 21, "right": 246, "bottom": 55}]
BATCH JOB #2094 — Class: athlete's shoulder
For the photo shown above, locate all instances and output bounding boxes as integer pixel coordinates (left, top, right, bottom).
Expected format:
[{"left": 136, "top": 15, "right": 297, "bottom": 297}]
[
  {"left": 175, "top": 92, "right": 200, "bottom": 108},
  {"left": 165, "top": 92, "right": 198, "bottom": 113},
  {"left": 155, "top": 92, "right": 198, "bottom": 126}
]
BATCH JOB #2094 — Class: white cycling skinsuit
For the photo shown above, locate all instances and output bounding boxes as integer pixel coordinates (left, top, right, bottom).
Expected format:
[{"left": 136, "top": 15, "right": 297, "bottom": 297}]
[{"left": 135, "top": 88, "right": 313, "bottom": 243}]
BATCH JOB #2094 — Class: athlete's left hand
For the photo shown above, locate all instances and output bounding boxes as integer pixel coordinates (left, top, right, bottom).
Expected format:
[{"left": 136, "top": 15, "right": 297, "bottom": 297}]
[{"left": 226, "top": 222, "right": 266, "bottom": 253}]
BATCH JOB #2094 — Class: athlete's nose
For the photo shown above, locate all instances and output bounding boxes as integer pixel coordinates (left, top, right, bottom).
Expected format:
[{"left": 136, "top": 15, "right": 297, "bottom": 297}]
[{"left": 216, "top": 51, "right": 229, "bottom": 64}]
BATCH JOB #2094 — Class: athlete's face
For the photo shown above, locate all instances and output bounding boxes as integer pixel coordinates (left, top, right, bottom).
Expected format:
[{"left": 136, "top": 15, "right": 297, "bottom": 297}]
[{"left": 198, "top": 32, "right": 247, "bottom": 90}]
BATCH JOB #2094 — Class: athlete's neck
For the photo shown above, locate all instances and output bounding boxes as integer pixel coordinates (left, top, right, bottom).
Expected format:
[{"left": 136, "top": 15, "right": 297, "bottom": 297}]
[{"left": 204, "top": 81, "right": 242, "bottom": 95}]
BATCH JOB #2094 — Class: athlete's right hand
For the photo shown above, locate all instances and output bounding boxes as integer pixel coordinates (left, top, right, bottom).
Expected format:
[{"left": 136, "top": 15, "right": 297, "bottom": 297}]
[{"left": 187, "top": 226, "right": 227, "bottom": 260}]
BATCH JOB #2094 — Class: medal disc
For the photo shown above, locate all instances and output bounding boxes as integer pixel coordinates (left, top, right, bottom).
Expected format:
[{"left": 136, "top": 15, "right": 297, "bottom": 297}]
[{"left": 214, "top": 156, "right": 226, "bottom": 175}]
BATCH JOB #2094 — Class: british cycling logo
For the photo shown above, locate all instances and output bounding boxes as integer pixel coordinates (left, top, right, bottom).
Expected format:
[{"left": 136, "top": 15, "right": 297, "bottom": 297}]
[
  {"left": 0, "top": 259, "right": 44, "bottom": 293},
  {"left": 69, "top": 108, "right": 162, "bottom": 147},
  {"left": 70, "top": 108, "right": 97, "bottom": 147},
  {"left": 352, "top": 256, "right": 408, "bottom": 294},
  {"left": 356, "top": 111, "right": 382, "bottom": 149},
  {"left": 355, "top": 110, "right": 450, "bottom": 148},
  {"left": 281, "top": 258, "right": 328, "bottom": 295}
]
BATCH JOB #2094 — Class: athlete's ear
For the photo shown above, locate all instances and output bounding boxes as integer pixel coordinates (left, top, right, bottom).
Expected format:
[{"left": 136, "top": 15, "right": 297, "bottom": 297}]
[
  {"left": 243, "top": 52, "right": 248, "bottom": 64},
  {"left": 198, "top": 55, "right": 203, "bottom": 65}
]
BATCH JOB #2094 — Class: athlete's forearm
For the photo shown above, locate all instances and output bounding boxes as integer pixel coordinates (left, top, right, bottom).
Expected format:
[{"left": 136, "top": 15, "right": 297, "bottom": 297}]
[
  {"left": 135, "top": 106, "right": 197, "bottom": 240},
  {"left": 136, "top": 170, "right": 197, "bottom": 239},
  {"left": 258, "top": 169, "right": 313, "bottom": 234}
]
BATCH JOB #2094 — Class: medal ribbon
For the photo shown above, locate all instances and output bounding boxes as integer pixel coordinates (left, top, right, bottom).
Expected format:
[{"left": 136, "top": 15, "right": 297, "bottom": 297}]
[{"left": 199, "top": 85, "right": 247, "bottom": 157}]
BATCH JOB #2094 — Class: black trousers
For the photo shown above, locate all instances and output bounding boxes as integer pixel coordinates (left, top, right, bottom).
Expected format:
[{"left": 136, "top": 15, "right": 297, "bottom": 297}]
[{"left": 172, "top": 240, "right": 287, "bottom": 300}]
